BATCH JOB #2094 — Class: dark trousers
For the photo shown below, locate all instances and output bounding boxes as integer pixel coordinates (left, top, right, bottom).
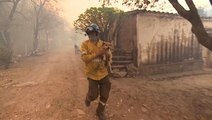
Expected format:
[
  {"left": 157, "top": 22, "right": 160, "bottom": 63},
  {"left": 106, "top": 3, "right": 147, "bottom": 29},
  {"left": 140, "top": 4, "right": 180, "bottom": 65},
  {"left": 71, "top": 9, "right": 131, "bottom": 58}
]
[{"left": 87, "top": 76, "right": 111, "bottom": 104}]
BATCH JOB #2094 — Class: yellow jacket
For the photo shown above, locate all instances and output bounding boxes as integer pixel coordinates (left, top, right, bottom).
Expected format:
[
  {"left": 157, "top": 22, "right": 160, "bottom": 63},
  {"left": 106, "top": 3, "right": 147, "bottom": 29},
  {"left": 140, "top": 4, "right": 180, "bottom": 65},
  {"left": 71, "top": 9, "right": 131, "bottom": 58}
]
[{"left": 80, "top": 40, "right": 110, "bottom": 80}]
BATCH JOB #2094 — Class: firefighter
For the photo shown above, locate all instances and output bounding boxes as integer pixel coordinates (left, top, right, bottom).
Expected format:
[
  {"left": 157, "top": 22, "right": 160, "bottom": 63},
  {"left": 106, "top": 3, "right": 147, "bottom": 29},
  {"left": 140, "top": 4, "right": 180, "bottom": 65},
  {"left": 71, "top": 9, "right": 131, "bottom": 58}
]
[{"left": 80, "top": 23, "right": 112, "bottom": 120}]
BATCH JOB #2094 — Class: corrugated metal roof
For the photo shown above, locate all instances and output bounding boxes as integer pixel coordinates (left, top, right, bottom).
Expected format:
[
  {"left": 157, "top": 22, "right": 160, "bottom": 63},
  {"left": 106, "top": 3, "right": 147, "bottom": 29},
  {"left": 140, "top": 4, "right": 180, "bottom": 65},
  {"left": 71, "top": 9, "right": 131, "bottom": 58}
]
[
  {"left": 126, "top": 9, "right": 178, "bottom": 16},
  {"left": 125, "top": 9, "right": 212, "bottom": 20}
]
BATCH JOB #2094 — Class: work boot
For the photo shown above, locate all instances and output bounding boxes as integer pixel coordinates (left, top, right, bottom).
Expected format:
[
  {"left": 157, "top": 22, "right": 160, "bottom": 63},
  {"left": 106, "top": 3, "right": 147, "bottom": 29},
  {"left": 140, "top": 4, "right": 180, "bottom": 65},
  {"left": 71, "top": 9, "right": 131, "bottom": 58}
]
[
  {"left": 85, "top": 97, "right": 91, "bottom": 107},
  {"left": 96, "top": 102, "right": 106, "bottom": 120}
]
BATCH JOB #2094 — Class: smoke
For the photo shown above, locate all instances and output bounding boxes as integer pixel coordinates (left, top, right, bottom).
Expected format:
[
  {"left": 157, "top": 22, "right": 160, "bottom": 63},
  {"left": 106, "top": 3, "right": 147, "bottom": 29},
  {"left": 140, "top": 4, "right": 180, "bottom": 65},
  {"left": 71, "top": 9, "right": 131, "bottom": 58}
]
[{"left": 205, "top": 7, "right": 212, "bottom": 17}]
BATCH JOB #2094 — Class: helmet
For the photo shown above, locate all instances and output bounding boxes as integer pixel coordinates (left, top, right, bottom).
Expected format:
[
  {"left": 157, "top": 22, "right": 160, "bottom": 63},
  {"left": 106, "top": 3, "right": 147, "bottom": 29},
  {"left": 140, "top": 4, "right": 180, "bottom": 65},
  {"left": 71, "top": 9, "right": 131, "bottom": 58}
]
[{"left": 85, "top": 23, "right": 100, "bottom": 34}]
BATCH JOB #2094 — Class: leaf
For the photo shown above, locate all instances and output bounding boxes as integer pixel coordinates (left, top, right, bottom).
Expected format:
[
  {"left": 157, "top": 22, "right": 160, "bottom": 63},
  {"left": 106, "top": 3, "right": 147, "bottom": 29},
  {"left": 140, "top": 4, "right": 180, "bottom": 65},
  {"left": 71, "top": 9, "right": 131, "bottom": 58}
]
[{"left": 73, "top": 7, "right": 123, "bottom": 39}]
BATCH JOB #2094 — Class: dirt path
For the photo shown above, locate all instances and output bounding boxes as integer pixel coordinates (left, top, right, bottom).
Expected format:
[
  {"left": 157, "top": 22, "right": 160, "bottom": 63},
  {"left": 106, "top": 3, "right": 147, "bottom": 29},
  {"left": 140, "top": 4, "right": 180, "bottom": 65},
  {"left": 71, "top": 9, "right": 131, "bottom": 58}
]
[
  {"left": 0, "top": 47, "right": 97, "bottom": 120},
  {"left": 1, "top": 47, "right": 212, "bottom": 120}
]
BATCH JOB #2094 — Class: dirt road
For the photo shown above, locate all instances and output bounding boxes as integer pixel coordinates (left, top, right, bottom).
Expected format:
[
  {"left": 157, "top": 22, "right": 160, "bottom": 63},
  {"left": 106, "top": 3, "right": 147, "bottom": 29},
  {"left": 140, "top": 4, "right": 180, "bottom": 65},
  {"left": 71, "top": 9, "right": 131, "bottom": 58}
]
[{"left": 1, "top": 47, "right": 212, "bottom": 120}]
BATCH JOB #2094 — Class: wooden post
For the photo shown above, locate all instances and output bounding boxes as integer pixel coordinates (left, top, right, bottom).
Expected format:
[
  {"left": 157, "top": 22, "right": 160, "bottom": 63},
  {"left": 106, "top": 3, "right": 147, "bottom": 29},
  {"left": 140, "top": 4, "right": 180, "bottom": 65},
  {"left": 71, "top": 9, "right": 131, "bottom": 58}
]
[
  {"left": 164, "top": 40, "right": 168, "bottom": 64},
  {"left": 160, "top": 36, "right": 164, "bottom": 64},
  {"left": 156, "top": 41, "right": 160, "bottom": 64}
]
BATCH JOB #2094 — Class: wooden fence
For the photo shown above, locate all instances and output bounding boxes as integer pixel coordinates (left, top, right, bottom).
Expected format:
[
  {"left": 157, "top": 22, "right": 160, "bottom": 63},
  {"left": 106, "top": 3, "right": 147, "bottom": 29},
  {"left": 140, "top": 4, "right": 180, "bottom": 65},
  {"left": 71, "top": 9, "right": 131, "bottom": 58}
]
[{"left": 144, "top": 33, "right": 202, "bottom": 65}]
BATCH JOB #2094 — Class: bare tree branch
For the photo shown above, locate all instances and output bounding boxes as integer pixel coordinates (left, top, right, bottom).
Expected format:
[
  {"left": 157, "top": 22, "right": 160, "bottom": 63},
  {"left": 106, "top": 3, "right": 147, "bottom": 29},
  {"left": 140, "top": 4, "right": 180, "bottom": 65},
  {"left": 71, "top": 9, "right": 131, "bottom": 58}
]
[
  {"left": 41, "top": 0, "right": 47, "bottom": 7},
  {"left": 31, "top": 0, "right": 36, "bottom": 5},
  {"left": 169, "top": 0, "right": 212, "bottom": 51},
  {"left": 8, "top": 0, "right": 20, "bottom": 21},
  {"left": 16, "top": 11, "right": 30, "bottom": 21},
  {"left": 168, "top": 0, "right": 190, "bottom": 20},
  {"left": 185, "top": 0, "right": 198, "bottom": 13}
]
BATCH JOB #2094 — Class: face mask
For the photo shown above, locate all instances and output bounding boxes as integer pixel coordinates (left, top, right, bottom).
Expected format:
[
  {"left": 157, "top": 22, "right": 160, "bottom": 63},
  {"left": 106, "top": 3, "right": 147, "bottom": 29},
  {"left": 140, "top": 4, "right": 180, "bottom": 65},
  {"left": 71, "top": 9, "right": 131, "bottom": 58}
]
[{"left": 88, "top": 34, "right": 99, "bottom": 41}]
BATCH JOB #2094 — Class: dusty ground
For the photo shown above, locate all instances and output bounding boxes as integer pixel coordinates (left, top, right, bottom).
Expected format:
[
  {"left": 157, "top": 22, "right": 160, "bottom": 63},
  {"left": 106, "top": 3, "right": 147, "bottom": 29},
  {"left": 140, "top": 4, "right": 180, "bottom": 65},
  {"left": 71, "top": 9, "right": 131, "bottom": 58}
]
[{"left": 0, "top": 47, "right": 212, "bottom": 120}]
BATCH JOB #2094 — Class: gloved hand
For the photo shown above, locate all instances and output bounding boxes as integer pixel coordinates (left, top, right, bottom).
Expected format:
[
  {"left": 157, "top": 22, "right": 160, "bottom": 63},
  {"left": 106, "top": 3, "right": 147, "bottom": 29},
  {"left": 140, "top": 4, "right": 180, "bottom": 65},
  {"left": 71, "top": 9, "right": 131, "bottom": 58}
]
[{"left": 96, "top": 47, "right": 107, "bottom": 56}]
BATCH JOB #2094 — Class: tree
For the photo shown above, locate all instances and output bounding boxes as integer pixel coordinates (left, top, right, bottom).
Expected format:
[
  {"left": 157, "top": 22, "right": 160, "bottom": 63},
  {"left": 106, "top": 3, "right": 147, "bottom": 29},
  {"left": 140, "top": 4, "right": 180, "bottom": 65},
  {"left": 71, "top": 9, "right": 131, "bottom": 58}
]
[
  {"left": 41, "top": 11, "right": 64, "bottom": 50},
  {"left": 168, "top": 0, "right": 212, "bottom": 51},
  {"left": 31, "top": 0, "right": 60, "bottom": 52},
  {"left": 100, "top": 0, "right": 212, "bottom": 51},
  {"left": 0, "top": 0, "right": 22, "bottom": 68},
  {"left": 73, "top": 7, "right": 123, "bottom": 40},
  {"left": 0, "top": 0, "right": 22, "bottom": 47}
]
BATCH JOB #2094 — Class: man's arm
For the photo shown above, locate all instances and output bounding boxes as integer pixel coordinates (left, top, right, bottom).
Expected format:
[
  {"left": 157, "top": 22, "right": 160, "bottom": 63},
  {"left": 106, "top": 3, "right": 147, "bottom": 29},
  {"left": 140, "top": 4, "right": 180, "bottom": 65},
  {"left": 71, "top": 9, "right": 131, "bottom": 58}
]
[
  {"left": 80, "top": 42, "right": 97, "bottom": 63},
  {"left": 80, "top": 42, "right": 106, "bottom": 63}
]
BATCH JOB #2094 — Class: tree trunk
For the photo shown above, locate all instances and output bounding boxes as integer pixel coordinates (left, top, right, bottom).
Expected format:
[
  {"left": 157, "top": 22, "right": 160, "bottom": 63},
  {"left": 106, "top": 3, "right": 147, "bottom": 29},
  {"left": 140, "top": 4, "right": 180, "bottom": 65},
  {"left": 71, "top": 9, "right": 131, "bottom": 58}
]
[
  {"left": 33, "top": 26, "right": 39, "bottom": 52},
  {"left": 5, "top": 0, "right": 19, "bottom": 47},
  {"left": 32, "top": 0, "right": 48, "bottom": 52},
  {"left": 33, "top": 11, "right": 40, "bottom": 52},
  {"left": 45, "top": 30, "right": 49, "bottom": 50},
  {"left": 0, "top": 0, "right": 20, "bottom": 68},
  {"left": 2, "top": 30, "right": 12, "bottom": 69}
]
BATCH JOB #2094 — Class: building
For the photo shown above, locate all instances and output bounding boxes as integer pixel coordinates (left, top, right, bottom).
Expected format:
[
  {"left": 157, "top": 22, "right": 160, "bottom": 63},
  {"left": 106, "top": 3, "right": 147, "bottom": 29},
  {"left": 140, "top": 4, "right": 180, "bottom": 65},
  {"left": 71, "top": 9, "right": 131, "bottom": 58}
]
[{"left": 108, "top": 10, "right": 212, "bottom": 74}]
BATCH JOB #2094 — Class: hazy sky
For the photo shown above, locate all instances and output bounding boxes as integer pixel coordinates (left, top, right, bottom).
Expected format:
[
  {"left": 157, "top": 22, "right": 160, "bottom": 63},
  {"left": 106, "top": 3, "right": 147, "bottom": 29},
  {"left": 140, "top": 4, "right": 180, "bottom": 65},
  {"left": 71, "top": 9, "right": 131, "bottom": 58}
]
[{"left": 59, "top": 0, "right": 211, "bottom": 27}]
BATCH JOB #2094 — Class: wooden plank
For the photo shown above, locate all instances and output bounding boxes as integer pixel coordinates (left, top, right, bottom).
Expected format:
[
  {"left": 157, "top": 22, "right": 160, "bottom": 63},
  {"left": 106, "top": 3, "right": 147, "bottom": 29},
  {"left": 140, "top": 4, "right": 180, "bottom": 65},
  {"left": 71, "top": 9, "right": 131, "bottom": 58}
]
[
  {"left": 179, "top": 41, "right": 183, "bottom": 62},
  {"left": 188, "top": 36, "right": 191, "bottom": 59},
  {"left": 164, "top": 40, "right": 168, "bottom": 64},
  {"left": 168, "top": 37, "right": 173, "bottom": 63},
  {"left": 156, "top": 41, "right": 160, "bottom": 64},
  {"left": 112, "top": 56, "right": 132, "bottom": 59},
  {"left": 183, "top": 37, "right": 186, "bottom": 60},
  {"left": 112, "top": 65, "right": 126, "bottom": 69},
  {"left": 112, "top": 60, "right": 133, "bottom": 64},
  {"left": 197, "top": 42, "right": 201, "bottom": 59},
  {"left": 160, "top": 38, "right": 164, "bottom": 64},
  {"left": 152, "top": 42, "right": 156, "bottom": 64},
  {"left": 173, "top": 31, "right": 176, "bottom": 62},
  {"left": 176, "top": 34, "right": 180, "bottom": 61},
  {"left": 191, "top": 33, "right": 194, "bottom": 58},
  {"left": 185, "top": 38, "right": 189, "bottom": 59},
  {"left": 147, "top": 43, "right": 150, "bottom": 64},
  {"left": 193, "top": 37, "right": 198, "bottom": 59}
]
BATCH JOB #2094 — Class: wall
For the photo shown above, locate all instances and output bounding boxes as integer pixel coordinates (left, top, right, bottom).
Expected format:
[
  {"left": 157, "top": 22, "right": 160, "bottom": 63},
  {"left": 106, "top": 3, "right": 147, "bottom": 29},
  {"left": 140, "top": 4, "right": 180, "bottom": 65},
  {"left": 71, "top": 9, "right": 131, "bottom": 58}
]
[
  {"left": 115, "top": 13, "right": 137, "bottom": 53},
  {"left": 109, "top": 10, "right": 212, "bottom": 74},
  {"left": 134, "top": 12, "right": 211, "bottom": 74},
  {"left": 202, "top": 19, "right": 212, "bottom": 67},
  {"left": 137, "top": 13, "right": 189, "bottom": 65}
]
